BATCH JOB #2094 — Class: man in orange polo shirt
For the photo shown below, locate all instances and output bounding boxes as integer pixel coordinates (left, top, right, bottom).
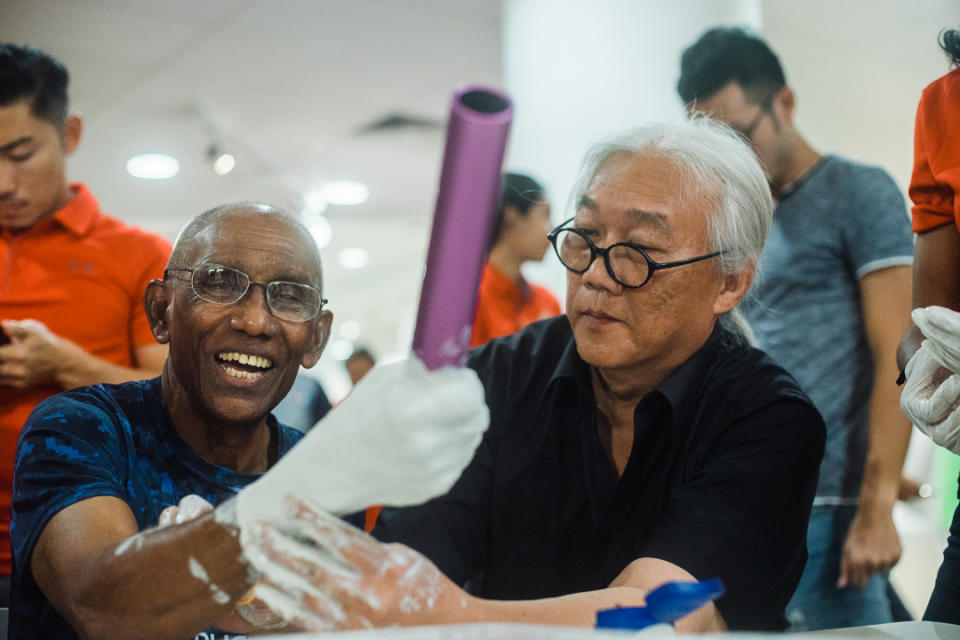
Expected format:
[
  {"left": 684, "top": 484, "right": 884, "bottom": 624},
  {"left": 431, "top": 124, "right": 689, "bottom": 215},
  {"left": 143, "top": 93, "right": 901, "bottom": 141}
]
[{"left": 0, "top": 44, "right": 171, "bottom": 604}]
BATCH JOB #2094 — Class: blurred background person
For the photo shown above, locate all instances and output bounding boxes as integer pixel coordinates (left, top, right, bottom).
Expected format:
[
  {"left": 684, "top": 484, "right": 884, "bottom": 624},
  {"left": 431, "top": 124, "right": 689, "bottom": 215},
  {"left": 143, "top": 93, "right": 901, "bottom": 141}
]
[
  {"left": 0, "top": 44, "right": 170, "bottom": 606},
  {"left": 344, "top": 346, "right": 376, "bottom": 386},
  {"left": 470, "top": 172, "right": 560, "bottom": 347},
  {"left": 898, "top": 26, "right": 960, "bottom": 626},
  {"left": 678, "top": 27, "right": 914, "bottom": 631},
  {"left": 272, "top": 372, "right": 332, "bottom": 433}
]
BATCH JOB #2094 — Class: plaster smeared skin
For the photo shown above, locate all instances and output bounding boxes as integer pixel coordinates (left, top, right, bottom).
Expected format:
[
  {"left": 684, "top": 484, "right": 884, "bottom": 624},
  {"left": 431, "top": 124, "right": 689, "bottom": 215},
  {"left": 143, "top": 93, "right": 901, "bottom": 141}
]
[
  {"left": 240, "top": 496, "right": 450, "bottom": 631},
  {"left": 188, "top": 557, "right": 231, "bottom": 605}
]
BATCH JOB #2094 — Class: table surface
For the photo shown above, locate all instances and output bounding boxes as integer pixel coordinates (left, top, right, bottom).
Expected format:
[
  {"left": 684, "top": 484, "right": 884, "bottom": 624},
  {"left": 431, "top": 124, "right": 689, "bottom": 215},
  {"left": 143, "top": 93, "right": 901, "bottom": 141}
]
[{"left": 258, "top": 620, "right": 960, "bottom": 639}]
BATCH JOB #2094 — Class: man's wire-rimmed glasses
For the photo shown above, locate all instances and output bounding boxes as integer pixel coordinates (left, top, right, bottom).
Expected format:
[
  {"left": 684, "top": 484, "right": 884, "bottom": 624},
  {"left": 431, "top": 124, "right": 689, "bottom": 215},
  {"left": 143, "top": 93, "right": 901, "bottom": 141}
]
[
  {"left": 164, "top": 263, "right": 326, "bottom": 322},
  {"left": 547, "top": 218, "right": 724, "bottom": 289},
  {"left": 734, "top": 93, "right": 775, "bottom": 141}
]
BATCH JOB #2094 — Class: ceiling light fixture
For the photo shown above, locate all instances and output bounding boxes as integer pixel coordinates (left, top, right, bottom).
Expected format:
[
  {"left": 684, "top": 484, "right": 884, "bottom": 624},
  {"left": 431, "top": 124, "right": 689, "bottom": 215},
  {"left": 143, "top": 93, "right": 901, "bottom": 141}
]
[
  {"left": 303, "top": 212, "right": 332, "bottom": 250},
  {"left": 339, "top": 320, "right": 361, "bottom": 341},
  {"left": 321, "top": 179, "right": 369, "bottom": 206},
  {"left": 329, "top": 339, "right": 354, "bottom": 360},
  {"left": 338, "top": 248, "right": 369, "bottom": 270},
  {"left": 126, "top": 153, "right": 179, "bottom": 180},
  {"left": 206, "top": 144, "right": 236, "bottom": 176}
]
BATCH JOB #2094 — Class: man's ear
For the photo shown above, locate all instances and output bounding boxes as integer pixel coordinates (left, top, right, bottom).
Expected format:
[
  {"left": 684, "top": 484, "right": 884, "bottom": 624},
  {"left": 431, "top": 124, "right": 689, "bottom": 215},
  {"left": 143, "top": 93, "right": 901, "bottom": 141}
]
[
  {"left": 772, "top": 86, "right": 796, "bottom": 127},
  {"left": 63, "top": 115, "right": 82, "bottom": 155},
  {"left": 144, "top": 279, "right": 173, "bottom": 344},
  {"left": 302, "top": 310, "right": 333, "bottom": 368},
  {"left": 713, "top": 263, "right": 755, "bottom": 316}
]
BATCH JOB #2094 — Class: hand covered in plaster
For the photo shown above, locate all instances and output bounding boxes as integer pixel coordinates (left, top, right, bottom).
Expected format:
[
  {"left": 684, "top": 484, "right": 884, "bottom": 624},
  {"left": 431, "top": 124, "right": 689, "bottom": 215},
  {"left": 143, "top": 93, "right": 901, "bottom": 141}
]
[
  {"left": 240, "top": 496, "right": 469, "bottom": 631},
  {"left": 901, "top": 307, "right": 960, "bottom": 454},
  {"left": 236, "top": 355, "right": 489, "bottom": 525},
  {"left": 157, "top": 494, "right": 215, "bottom": 528},
  {"left": 155, "top": 495, "right": 289, "bottom": 631}
]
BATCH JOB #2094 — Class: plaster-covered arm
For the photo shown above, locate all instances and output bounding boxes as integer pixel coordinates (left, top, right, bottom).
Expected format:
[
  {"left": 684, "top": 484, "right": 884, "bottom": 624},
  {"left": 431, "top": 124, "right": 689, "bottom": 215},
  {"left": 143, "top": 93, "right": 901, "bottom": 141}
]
[
  {"left": 0, "top": 319, "right": 167, "bottom": 390},
  {"left": 240, "top": 497, "right": 726, "bottom": 633},
  {"left": 235, "top": 355, "right": 488, "bottom": 523},
  {"left": 30, "top": 496, "right": 255, "bottom": 640}
]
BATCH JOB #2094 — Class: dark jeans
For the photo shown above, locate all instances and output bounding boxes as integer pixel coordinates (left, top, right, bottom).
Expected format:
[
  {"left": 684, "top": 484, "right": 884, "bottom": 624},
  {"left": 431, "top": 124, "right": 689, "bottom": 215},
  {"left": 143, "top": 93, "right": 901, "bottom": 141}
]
[
  {"left": 0, "top": 574, "right": 8, "bottom": 607},
  {"left": 924, "top": 476, "right": 960, "bottom": 624}
]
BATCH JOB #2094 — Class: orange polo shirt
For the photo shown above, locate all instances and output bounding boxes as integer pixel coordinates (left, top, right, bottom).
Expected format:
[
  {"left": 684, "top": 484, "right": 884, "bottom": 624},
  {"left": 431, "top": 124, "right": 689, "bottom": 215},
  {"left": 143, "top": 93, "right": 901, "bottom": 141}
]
[
  {"left": 0, "top": 184, "right": 171, "bottom": 574},
  {"left": 910, "top": 68, "right": 960, "bottom": 233},
  {"left": 470, "top": 262, "right": 561, "bottom": 347}
]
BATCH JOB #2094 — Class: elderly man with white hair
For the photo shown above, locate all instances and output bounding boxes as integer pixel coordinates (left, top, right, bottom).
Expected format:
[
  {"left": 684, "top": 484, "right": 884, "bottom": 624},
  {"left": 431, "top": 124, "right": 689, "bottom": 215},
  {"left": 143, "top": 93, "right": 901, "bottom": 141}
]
[{"left": 242, "top": 118, "right": 827, "bottom": 633}]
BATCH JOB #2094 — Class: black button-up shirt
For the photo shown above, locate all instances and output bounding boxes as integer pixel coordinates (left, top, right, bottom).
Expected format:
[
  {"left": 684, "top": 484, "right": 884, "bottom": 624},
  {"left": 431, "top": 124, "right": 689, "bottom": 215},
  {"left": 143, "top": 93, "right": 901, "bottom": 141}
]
[{"left": 377, "top": 315, "right": 825, "bottom": 631}]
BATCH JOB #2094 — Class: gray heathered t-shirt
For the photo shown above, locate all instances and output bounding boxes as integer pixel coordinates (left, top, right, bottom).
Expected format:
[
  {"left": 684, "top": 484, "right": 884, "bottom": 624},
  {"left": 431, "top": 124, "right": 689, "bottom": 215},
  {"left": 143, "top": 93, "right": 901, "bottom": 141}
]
[{"left": 740, "top": 155, "right": 913, "bottom": 502}]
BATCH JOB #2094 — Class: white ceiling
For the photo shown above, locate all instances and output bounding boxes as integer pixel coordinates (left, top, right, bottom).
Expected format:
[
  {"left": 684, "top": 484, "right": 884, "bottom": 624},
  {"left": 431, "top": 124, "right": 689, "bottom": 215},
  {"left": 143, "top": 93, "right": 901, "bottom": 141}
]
[
  {"left": 1, "top": 0, "right": 503, "bottom": 397},
  {"left": 3, "top": 0, "right": 958, "bottom": 398}
]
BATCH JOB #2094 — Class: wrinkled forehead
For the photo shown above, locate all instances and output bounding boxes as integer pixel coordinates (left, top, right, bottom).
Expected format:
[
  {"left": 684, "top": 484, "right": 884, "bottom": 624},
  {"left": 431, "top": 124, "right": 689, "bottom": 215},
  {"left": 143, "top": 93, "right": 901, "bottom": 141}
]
[
  {"left": 184, "top": 210, "right": 322, "bottom": 283},
  {"left": 582, "top": 152, "right": 718, "bottom": 229}
]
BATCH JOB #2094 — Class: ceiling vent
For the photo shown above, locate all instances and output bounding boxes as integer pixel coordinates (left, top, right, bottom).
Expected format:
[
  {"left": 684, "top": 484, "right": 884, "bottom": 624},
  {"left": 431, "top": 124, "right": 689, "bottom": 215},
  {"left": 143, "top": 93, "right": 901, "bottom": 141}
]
[{"left": 356, "top": 112, "right": 442, "bottom": 135}]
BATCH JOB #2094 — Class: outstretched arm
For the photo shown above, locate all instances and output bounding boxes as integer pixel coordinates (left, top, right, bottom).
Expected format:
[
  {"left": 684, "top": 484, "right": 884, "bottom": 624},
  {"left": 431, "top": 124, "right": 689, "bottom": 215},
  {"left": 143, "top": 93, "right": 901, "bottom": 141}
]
[
  {"left": 30, "top": 496, "right": 254, "bottom": 640},
  {"left": 241, "top": 498, "right": 726, "bottom": 633}
]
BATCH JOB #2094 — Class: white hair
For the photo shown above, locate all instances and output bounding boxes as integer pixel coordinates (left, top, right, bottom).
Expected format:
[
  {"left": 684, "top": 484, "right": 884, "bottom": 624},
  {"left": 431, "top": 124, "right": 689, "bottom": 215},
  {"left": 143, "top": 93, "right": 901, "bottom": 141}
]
[{"left": 569, "top": 116, "right": 773, "bottom": 339}]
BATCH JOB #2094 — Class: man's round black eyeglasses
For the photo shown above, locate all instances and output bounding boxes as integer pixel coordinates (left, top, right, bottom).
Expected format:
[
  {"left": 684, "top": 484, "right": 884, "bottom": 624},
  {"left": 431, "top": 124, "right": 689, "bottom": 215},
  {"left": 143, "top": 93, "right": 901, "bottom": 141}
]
[
  {"left": 164, "top": 263, "right": 326, "bottom": 322},
  {"left": 547, "top": 218, "right": 723, "bottom": 289}
]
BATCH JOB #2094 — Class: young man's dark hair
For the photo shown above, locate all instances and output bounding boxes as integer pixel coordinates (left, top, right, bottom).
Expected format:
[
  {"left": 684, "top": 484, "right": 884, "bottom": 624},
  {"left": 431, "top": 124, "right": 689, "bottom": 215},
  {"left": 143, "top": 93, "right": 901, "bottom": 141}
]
[
  {"left": 677, "top": 27, "right": 785, "bottom": 106},
  {"left": 0, "top": 43, "right": 69, "bottom": 127}
]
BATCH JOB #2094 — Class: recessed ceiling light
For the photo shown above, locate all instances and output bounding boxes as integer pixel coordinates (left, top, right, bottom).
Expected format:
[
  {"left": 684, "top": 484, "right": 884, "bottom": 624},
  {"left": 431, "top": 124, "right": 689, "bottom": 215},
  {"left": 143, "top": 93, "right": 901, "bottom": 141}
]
[
  {"left": 339, "top": 320, "right": 361, "bottom": 341},
  {"left": 329, "top": 339, "right": 354, "bottom": 360},
  {"left": 126, "top": 153, "right": 179, "bottom": 180},
  {"left": 305, "top": 214, "right": 332, "bottom": 250},
  {"left": 303, "top": 188, "right": 328, "bottom": 214},
  {"left": 321, "top": 180, "right": 369, "bottom": 206},
  {"left": 338, "top": 247, "right": 369, "bottom": 269},
  {"left": 212, "top": 153, "right": 235, "bottom": 175}
]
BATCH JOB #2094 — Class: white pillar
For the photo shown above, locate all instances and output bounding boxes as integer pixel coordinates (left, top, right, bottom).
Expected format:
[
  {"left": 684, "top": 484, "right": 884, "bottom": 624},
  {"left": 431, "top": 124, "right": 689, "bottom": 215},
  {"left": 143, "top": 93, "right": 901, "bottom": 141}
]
[{"left": 502, "top": 0, "right": 762, "bottom": 298}]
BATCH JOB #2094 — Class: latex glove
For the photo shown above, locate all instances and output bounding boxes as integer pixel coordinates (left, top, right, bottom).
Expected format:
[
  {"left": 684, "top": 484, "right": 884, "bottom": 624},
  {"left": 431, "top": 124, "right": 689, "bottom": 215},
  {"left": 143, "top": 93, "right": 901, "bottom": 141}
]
[
  {"left": 235, "top": 355, "right": 488, "bottom": 527},
  {"left": 900, "top": 341, "right": 960, "bottom": 454},
  {"left": 912, "top": 306, "right": 960, "bottom": 373},
  {"left": 240, "top": 496, "right": 464, "bottom": 631}
]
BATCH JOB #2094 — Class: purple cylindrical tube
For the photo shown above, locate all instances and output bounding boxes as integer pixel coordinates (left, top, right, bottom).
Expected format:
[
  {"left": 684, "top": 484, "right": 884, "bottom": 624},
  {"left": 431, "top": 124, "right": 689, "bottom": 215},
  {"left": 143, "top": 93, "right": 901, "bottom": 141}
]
[{"left": 411, "top": 86, "right": 513, "bottom": 370}]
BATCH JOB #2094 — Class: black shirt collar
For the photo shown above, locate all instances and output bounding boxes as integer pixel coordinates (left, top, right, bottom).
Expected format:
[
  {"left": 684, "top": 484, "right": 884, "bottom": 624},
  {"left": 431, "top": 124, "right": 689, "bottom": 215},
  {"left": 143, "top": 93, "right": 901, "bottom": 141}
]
[{"left": 548, "top": 321, "right": 734, "bottom": 421}]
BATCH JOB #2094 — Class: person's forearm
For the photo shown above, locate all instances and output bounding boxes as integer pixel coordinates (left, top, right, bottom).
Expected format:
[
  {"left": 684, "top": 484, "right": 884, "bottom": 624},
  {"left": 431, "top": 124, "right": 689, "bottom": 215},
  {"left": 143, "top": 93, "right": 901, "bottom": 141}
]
[
  {"left": 466, "top": 586, "right": 644, "bottom": 627},
  {"left": 54, "top": 338, "right": 159, "bottom": 389},
  {"left": 859, "top": 362, "right": 912, "bottom": 510},
  {"left": 50, "top": 511, "right": 253, "bottom": 640},
  {"left": 440, "top": 586, "right": 723, "bottom": 632}
]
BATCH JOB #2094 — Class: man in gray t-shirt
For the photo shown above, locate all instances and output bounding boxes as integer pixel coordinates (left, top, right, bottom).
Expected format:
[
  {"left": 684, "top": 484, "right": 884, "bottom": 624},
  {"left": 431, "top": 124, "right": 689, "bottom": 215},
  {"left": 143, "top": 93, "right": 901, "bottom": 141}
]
[{"left": 678, "top": 28, "right": 914, "bottom": 630}]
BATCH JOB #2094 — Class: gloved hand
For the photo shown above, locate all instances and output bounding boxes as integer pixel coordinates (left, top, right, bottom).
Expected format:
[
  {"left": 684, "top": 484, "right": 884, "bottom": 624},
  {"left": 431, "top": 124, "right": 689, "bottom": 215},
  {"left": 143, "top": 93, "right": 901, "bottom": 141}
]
[
  {"left": 235, "top": 355, "right": 488, "bottom": 528},
  {"left": 900, "top": 307, "right": 960, "bottom": 454},
  {"left": 912, "top": 306, "right": 960, "bottom": 373}
]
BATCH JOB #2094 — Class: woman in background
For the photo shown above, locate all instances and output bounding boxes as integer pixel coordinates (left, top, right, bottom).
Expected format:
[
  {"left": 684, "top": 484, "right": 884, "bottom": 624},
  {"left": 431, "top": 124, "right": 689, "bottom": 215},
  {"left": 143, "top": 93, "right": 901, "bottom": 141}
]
[
  {"left": 898, "top": 27, "right": 960, "bottom": 625},
  {"left": 471, "top": 173, "right": 561, "bottom": 347}
]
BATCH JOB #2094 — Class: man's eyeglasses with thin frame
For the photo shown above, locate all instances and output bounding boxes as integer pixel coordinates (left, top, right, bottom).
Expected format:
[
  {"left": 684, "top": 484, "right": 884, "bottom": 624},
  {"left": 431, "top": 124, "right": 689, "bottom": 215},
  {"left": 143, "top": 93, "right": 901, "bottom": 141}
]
[
  {"left": 164, "top": 263, "right": 326, "bottom": 323},
  {"left": 547, "top": 218, "right": 724, "bottom": 289}
]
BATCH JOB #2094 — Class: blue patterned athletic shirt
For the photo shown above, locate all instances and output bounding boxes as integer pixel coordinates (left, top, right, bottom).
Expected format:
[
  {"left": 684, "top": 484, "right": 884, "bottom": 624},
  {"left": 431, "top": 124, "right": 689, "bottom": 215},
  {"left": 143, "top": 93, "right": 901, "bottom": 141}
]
[{"left": 9, "top": 376, "right": 354, "bottom": 639}]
